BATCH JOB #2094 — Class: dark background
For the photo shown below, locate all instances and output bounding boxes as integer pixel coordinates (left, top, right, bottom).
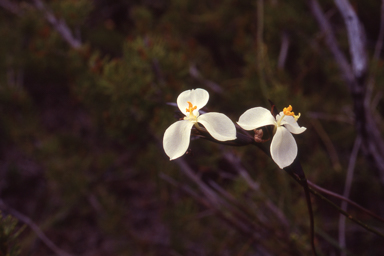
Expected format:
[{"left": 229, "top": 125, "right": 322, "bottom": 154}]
[{"left": 0, "top": 0, "right": 383, "bottom": 255}]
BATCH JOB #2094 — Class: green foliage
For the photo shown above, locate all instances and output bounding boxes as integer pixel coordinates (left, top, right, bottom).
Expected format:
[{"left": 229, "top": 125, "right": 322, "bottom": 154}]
[{"left": 51, "top": 0, "right": 94, "bottom": 28}]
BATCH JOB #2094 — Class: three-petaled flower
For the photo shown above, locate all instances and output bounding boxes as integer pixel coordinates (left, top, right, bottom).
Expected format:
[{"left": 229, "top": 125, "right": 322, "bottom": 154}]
[
  {"left": 237, "top": 105, "right": 306, "bottom": 168},
  {"left": 163, "top": 88, "right": 237, "bottom": 160}
]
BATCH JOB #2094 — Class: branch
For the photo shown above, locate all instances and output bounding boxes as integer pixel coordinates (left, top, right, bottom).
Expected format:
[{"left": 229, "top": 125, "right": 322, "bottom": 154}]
[
  {"left": 334, "top": 0, "right": 368, "bottom": 80},
  {"left": 308, "top": 186, "right": 384, "bottom": 239},
  {"left": 222, "top": 151, "right": 260, "bottom": 191},
  {"left": 277, "top": 31, "right": 290, "bottom": 70},
  {"left": 309, "top": 0, "right": 384, "bottom": 184},
  {"left": 308, "top": 0, "right": 356, "bottom": 88},
  {"left": 0, "top": 200, "right": 73, "bottom": 256},
  {"left": 307, "top": 180, "right": 384, "bottom": 223},
  {"left": 33, "top": 0, "right": 82, "bottom": 49},
  {"left": 289, "top": 175, "right": 384, "bottom": 239},
  {"left": 0, "top": 0, "right": 21, "bottom": 16},
  {"left": 159, "top": 173, "right": 274, "bottom": 255},
  {"left": 159, "top": 172, "right": 263, "bottom": 241},
  {"left": 189, "top": 65, "right": 223, "bottom": 94},
  {"left": 0, "top": 0, "right": 82, "bottom": 49},
  {"left": 221, "top": 151, "right": 291, "bottom": 228},
  {"left": 174, "top": 158, "right": 223, "bottom": 207}
]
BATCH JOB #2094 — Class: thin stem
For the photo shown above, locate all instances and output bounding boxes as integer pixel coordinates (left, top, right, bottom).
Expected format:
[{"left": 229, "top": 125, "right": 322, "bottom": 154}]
[
  {"left": 287, "top": 171, "right": 384, "bottom": 239},
  {"left": 310, "top": 119, "right": 342, "bottom": 171},
  {"left": 339, "top": 136, "right": 361, "bottom": 255},
  {"left": 302, "top": 177, "right": 318, "bottom": 256},
  {"left": 307, "top": 180, "right": 384, "bottom": 223},
  {"left": 373, "top": 0, "right": 384, "bottom": 63},
  {"left": 366, "top": 0, "right": 384, "bottom": 119},
  {"left": 312, "top": 187, "right": 384, "bottom": 238},
  {"left": 283, "top": 163, "right": 318, "bottom": 256}
]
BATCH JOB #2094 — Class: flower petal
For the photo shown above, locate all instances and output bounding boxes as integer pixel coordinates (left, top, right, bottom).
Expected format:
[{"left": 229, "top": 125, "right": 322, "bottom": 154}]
[
  {"left": 198, "top": 112, "right": 236, "bottom": 141},
  {"left": 177, "top": 88, "right": 209, "bottom": 116},
  {"left": 163, "top": 120, "right": 195, "bottom": 160},
  {"left": 237, "top": 107, "right": 276, "bottom": 130},
  {"left": 270, "top": 126, "right": 297, "bottom": 168},
  {"left": 280, "top": 115, "right": 306, "bottom": 134}
]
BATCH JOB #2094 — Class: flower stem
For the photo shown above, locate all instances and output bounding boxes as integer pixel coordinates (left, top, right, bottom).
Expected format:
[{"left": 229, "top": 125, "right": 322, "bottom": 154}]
[{"left": 285, "top": 166, "right": 384, "bottom": 239}]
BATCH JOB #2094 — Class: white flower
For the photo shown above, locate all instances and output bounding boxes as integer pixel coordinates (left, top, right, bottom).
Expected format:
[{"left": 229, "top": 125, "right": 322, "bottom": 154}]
[
  {"left": 237, "top": 105, "right": 306, "bottom": 168},
  {"left": 163, "top": 88, "right": 236, "bottom": 160}
]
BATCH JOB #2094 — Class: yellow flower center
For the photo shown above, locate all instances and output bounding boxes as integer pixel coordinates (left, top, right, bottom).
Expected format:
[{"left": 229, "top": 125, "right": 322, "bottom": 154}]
[
  {"left": 274, "top": 105, "right": 301, "bottom": 133},
  {"left": 186, "top": 101, "right": 197, "bottom": 113},
  {"left": 282, "top": 105, "right": 301, "bottom": 121},
  {"left": 283, "top": 105, "right": 294, "bottom": 116},
  {"left": 184, "top": 101, "right": 198, "bottom": 122}
]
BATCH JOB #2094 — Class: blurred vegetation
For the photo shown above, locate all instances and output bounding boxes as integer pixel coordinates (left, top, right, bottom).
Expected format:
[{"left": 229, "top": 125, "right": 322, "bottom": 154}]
[
  {"left": 0, "top": 0, "right": 383, "bottom": 255},
  {"left": 0, "top": 212, "right": 23, "bottom": 256}
]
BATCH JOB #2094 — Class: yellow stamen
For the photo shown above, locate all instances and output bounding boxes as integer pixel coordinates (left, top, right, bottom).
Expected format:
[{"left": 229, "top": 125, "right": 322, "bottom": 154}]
[
  {"left": 283, "top": 105, "right": 301, "bottom": 121},
  {"left": 283, "top": 105, "right": 294, "bottom": 116},
  {"left": 184, "top": 101, "right": 199, "bottom": 123},
  {"left": 186, "top": 101, "right": 197, "bottom": 113}
]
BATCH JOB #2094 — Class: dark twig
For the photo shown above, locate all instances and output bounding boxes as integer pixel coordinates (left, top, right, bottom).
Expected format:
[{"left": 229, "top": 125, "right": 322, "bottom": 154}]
[
  {"left": 289, "top": 175, "right": 384, "bottom": 239},
  {"left": 307, "top": 180, "right": 384, "bottom": 223},
  {"left": 310, "top": 187, "right": 384, "bottom": 238},
  {"left": 283, "top": 161, "right": 318, "bottom": 256}
]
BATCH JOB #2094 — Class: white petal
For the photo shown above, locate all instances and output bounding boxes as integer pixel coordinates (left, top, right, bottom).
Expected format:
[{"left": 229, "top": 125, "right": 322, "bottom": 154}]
[
  {"left": 275, "top": 112, "right": 284, "bottom": 121},
  {"left": 237, "top": 107, "right": 276, "bottom": 131},
  {"left": 198, "top": 112, "right": 236, "bottom": 141},
  {"left": 177, "top": 88, "right": 209, "bottom": 116},
  {"left": 280, "top": 116, "right": 306, "bottom": 134},
  {"left": 163, "top": 120, "right": 195, "bottom": 160},
  {"left": 270, "top": 126, "right": 297, "bottom": 168}
]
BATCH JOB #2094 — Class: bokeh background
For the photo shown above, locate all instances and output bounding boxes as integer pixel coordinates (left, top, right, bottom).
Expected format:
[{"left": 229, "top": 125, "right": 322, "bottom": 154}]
[{"left": 0, "top": 0, "right": 383, "bottom": 255}]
